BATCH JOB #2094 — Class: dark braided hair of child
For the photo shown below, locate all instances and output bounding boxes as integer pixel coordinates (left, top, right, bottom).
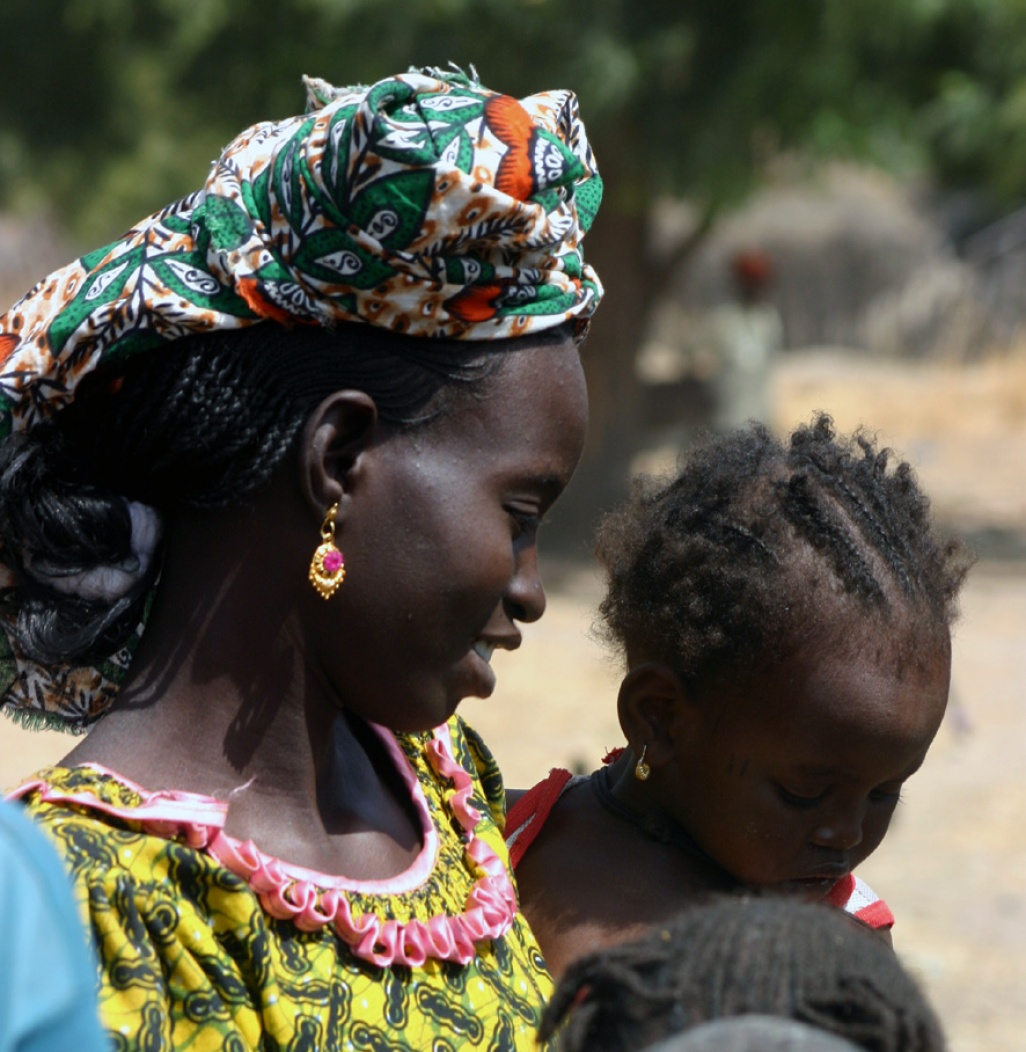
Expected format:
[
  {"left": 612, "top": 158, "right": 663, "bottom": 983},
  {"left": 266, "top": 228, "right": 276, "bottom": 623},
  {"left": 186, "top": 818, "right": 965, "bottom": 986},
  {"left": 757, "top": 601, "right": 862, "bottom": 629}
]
[
  {"left": 0, "top": 319, "right": 571, "bottom": 669},
  {"left": 539, "top": 896, "right": 946, "bottom": 1052},
  {"left": 594, "top": 415, "right": 971, "bottom": 696}
]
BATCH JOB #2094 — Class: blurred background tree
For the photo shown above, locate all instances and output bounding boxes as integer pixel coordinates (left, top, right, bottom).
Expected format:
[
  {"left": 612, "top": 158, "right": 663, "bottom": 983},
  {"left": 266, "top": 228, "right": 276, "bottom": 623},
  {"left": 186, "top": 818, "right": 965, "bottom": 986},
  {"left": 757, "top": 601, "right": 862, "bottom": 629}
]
[{"left": 4, "top": 0, "right": 1026, "bottom": 541}]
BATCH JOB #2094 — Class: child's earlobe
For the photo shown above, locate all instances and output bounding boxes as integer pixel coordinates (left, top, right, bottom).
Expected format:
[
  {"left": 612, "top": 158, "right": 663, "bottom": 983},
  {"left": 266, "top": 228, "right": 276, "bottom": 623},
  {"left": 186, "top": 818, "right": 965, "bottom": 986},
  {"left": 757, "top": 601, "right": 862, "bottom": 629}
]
[{"left": 616, "top": 662, "right": 687, "bottom": 769}]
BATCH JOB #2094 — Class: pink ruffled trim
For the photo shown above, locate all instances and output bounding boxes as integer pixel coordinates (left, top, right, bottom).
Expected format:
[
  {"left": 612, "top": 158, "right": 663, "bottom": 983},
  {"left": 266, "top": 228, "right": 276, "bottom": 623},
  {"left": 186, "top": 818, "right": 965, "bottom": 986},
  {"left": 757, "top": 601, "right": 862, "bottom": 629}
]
[
  {"left": 9, "top": 722, "right": 517, "bottom": 968},
  {"left": 8, "top": 772, "right": 224, "bottom": 850}
]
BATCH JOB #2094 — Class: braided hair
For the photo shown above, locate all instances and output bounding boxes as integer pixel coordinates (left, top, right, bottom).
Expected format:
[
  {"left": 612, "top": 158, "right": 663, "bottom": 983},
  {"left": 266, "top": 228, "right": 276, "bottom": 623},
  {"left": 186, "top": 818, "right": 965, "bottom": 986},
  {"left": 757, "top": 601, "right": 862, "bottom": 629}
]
[
  {"left": 0, "top": 320, "right": 571, "bottom": 665},
  {"left": 595, "top": 415, "right": 971, "bottom": 691},
  {"left": 540, "top": 896, "right": 947, "bottom": 1052}
]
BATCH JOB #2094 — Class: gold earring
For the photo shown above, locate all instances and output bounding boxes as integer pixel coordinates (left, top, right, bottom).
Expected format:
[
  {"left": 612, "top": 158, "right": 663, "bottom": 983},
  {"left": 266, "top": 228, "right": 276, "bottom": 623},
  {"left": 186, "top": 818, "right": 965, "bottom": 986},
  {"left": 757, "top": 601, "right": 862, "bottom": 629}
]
[
  {"left": 634, "top": 744, "right": 651, "bottom": 781},
  {"left": 308, "top": 502, "right": 345, "bottom": 599}
]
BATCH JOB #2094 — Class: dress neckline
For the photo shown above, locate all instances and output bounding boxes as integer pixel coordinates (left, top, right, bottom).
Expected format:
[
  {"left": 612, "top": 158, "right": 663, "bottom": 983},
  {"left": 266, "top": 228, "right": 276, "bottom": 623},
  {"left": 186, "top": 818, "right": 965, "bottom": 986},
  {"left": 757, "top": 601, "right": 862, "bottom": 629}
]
[{"left": 10, "top": 720, "right": 519, "bottom": 967}]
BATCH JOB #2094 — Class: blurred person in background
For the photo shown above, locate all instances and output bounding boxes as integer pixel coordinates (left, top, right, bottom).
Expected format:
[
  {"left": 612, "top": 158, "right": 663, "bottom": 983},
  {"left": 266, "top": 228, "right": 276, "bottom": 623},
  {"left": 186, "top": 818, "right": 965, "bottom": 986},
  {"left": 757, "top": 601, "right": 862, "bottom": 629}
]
[{"left": 702, "top": 249, "right": 783, "bottom": 433}]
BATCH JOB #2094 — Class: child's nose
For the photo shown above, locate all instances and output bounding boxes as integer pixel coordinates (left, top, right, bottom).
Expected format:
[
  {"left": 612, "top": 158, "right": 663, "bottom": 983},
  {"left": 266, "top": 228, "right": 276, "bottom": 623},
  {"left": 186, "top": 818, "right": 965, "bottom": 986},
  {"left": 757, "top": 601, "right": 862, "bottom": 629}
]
[{"left": 810, "top": 804, "right": 866, "bottom": 852}]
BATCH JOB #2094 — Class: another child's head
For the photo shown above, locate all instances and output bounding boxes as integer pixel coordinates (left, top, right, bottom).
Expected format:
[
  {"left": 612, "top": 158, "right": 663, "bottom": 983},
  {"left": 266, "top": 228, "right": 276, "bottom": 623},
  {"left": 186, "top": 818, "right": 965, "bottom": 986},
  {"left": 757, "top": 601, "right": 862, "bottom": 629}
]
[
  {"left": 540, "top": 896, "right": 947, "bottom": 1052},
  {"left": 645, "top": 1017, "right": 865, "bottom": 1052},
  {"left": 595, "top": 415, "right": 971, "bottom": 892}
]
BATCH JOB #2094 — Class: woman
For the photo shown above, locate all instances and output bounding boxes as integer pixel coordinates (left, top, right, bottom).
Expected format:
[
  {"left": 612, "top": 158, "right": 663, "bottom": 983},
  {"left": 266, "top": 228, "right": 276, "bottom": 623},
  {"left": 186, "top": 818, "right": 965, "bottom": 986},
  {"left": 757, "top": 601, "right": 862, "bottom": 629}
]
[{"left": 0, "top": 67, "right": 602, "bottom": 1050}]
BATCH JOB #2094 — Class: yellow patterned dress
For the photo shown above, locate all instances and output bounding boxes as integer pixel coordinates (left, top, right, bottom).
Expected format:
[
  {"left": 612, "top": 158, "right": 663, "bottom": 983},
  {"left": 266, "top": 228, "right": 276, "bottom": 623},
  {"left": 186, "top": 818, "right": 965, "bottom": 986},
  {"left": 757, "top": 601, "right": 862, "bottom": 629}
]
[{"left": 9, "top": 718, "right": 552, "bottom": 1051}]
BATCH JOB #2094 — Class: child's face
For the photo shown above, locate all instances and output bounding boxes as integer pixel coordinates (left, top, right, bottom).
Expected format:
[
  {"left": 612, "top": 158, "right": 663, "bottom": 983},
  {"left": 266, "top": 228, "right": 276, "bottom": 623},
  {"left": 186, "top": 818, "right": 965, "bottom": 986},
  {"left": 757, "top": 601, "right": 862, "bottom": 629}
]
[{"left": 664, "top": 620, "right": 951, "bottom": 898}]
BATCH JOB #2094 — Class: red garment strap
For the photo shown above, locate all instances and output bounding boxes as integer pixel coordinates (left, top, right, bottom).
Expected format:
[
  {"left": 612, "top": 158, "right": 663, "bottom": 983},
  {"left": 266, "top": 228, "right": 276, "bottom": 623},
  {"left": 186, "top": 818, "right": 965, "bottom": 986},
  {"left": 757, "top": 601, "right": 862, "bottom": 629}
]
[
  {"left": 823, "top": 871, "right": 895, "bottom": 930},
  {"left": 824, "top": 873, "right": 857, "bottom": 908},
  {"left": 853, "top": 899, "right": 895, "bottom": 930},
  {"left": 506, "top": 769, "right": 574, "bottom": 869}
]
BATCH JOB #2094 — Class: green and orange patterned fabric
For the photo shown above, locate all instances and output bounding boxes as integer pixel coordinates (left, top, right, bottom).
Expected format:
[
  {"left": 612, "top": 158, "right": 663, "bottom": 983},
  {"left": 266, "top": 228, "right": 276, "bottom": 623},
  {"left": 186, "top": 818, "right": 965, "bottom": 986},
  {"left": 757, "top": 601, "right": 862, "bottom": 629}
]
[{"left": 0, "top": 67, "right": 602, "bottom": 437}]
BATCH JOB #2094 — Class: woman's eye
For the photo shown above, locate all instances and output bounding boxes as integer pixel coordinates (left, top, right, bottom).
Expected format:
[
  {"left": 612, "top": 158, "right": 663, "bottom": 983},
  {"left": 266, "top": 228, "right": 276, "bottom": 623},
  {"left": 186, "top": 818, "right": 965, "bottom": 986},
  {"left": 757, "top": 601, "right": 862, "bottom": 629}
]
[
  {"left": 869, "top": 786, "right": 903, "bottom": 806},
  {"left": 507, "top": 507, "right": 542, "bottom": 536},
  {"left": 777, "top": 786, "right": 828, "bottom": 809}
]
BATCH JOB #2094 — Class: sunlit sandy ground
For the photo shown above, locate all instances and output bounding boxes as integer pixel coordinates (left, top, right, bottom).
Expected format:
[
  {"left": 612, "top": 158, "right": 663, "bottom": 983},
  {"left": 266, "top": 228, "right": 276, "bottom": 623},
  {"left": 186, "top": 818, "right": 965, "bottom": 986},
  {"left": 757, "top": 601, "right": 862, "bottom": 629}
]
[{"left": 2, "top": 349, "right": 1024, "bottom": 1052}]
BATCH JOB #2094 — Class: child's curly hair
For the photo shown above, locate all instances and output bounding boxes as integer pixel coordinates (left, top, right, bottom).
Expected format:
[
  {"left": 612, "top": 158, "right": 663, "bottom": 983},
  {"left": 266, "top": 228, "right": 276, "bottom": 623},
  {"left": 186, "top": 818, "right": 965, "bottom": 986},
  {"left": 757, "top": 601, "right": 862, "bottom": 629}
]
[
  {"left": 540, "top": 896, "right": 946, "bottom": 1052},
  {"left": 595, "top": 414, "right": 971, "bottom": 689}
]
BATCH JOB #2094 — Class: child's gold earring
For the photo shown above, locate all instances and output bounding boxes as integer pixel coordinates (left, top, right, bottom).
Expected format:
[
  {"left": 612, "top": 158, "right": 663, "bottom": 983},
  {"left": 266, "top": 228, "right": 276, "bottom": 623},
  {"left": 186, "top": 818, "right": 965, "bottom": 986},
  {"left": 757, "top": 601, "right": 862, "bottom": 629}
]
[
  {"left": 634, "top": 744, "right": 651, "bottom": 781},
  {"left": 308, "top": 502, "right": 345, "bottom": 599}
]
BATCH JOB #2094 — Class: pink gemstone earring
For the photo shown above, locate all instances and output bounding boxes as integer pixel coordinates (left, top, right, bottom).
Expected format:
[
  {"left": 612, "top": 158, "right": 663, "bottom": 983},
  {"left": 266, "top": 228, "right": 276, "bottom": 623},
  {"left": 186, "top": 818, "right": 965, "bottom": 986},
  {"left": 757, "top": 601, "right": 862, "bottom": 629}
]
[{"left": 308, "top": 502, "right": 345, "bottom": 599}]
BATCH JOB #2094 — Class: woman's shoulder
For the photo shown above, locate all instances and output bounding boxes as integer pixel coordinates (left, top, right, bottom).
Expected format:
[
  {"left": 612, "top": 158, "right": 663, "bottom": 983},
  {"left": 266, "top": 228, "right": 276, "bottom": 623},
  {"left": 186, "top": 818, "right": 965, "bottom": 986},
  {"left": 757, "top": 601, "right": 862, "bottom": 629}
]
[{"left": 9, "top": 764, "right": 229, "bottom": 893}]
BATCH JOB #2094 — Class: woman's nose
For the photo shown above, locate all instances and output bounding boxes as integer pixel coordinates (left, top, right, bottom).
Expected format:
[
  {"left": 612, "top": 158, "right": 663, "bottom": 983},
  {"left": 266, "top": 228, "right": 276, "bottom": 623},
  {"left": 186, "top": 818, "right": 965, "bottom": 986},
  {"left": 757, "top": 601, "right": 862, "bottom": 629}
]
[{"left": 505, "top": 543, "right": 547, "bottom": 623}]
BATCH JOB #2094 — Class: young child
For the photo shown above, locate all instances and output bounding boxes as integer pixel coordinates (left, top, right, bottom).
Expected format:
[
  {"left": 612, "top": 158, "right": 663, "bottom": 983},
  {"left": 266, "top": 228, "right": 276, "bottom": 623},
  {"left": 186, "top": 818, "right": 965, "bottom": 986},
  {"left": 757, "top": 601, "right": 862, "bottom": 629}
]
[{"left": 508, "top": 415, "right": 971, "bottom": 976}]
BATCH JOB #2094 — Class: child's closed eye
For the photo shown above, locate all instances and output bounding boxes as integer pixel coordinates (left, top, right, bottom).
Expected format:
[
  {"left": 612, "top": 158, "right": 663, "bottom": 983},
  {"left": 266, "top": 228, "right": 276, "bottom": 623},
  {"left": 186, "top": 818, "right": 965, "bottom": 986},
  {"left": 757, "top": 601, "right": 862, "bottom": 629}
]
[{"left": 776, "top": 785, "right": 828, "bottom": 809}]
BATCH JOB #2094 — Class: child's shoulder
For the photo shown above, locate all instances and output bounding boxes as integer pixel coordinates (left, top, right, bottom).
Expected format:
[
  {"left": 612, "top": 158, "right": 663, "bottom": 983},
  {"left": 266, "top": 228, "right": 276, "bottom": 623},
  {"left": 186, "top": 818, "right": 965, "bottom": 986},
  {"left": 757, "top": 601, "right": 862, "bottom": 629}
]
[{"left": 506, "top": 768, "right": 578, "bottom": 867}]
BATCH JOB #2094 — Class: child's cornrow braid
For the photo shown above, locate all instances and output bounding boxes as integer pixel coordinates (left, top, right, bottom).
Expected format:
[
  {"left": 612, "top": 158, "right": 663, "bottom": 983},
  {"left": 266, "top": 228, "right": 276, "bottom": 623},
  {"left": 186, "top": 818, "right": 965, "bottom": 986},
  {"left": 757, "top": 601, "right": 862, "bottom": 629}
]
[
  {"left": 595, "top": 415, "right": 970, "bottom": 687},
  {"left": 540, "top": 897, "right": 946, "bottom": 1052},
  {"left": 808, "top": 462, "right": 916, "bottom": 597},
  {"left": 789, "top": 420, "right": 914, "bottom": 598},
  {"left": 717, "top": 520, "right": 778, "bottom": 563},
  {"left": 779, "top": 472, "right": 887, "bottom": 604},
  {"left": 798, "top": 439, "right": 920, "bottom": 601}
]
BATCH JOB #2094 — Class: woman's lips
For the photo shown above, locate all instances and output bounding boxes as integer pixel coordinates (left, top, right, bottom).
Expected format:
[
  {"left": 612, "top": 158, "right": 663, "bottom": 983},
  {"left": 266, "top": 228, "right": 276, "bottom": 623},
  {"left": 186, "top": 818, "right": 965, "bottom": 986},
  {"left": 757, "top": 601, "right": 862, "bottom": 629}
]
[
  {"left": 465, "top": 641, "right": 497, "bottom": 697},
  {"left": 472, "top": 640, "right": 496, "bottom": 664}
]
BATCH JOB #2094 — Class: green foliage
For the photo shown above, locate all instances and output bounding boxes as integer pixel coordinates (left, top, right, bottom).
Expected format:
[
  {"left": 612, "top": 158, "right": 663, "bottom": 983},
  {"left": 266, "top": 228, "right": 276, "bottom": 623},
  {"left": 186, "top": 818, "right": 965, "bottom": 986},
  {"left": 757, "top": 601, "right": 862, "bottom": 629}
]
[{"left": 4, "top": 0, "right": 1026, "bottom": 241}]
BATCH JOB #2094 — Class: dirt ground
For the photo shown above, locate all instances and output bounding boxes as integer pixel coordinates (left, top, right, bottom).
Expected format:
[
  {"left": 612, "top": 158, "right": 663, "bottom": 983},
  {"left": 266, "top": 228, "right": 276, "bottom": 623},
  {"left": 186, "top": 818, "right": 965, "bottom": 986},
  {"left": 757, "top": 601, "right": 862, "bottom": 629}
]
[{"left": 2, "top": 349, "right": 1023, "bottom": 1052}]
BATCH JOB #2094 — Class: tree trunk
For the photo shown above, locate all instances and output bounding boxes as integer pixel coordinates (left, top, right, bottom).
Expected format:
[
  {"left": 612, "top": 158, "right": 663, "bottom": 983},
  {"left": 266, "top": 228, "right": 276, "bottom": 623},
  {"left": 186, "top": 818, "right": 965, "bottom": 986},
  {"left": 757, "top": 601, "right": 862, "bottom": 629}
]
[{"left": 546, "top": 203, "right": 651, "bottom": 556}]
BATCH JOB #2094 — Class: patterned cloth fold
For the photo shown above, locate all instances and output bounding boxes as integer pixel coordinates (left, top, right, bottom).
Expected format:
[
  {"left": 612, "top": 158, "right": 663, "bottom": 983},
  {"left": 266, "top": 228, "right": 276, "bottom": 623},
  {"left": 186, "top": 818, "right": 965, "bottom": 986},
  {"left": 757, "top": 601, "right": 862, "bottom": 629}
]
[{"left": 0, "top": 66, "right": 603, "bottom": 436}]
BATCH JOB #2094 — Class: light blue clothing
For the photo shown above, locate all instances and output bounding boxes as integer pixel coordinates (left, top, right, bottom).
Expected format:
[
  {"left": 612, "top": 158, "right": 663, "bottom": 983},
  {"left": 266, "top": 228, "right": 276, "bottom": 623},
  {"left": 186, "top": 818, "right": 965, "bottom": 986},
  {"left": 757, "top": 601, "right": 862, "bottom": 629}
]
[{"left": 0, "top": 799, "right": 107, "bottom": 1052}]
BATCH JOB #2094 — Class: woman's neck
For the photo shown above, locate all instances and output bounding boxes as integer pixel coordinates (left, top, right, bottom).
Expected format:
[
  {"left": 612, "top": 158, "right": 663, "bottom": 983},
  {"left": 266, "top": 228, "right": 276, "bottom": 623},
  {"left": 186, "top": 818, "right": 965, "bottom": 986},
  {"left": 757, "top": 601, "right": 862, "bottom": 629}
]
[{"left": 62, "top": 500, "right": 423, "bottom": 878}]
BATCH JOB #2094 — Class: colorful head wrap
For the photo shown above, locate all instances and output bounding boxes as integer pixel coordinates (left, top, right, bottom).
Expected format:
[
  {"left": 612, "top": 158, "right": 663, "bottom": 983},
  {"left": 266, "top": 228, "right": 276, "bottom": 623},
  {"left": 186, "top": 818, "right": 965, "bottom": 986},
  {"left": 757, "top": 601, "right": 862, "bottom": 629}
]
[
  {"left": 0, "top": 67, "right": 603, "bottom": 730},
  {"left": 0, "top": 66, "right": 603, "bottom": 435}
]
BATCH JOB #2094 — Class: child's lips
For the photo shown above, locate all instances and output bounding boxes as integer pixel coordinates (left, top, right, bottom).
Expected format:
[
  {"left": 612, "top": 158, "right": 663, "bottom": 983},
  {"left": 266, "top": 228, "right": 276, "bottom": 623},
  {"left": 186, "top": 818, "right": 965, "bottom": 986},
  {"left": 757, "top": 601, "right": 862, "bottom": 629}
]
[{"left": 780, "top": 870, "right": 849, "bottom": 898}]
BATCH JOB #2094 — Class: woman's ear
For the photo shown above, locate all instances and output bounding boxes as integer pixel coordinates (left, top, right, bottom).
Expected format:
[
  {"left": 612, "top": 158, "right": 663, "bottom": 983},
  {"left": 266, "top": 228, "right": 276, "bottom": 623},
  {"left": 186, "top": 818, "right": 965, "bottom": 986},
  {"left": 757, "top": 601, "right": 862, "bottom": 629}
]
[
  {"left": 617, "top": 662, "right": 690, "bottom": 770},
  {"left": 299, "top": 390, "right": 379, "bottom": 514}
]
